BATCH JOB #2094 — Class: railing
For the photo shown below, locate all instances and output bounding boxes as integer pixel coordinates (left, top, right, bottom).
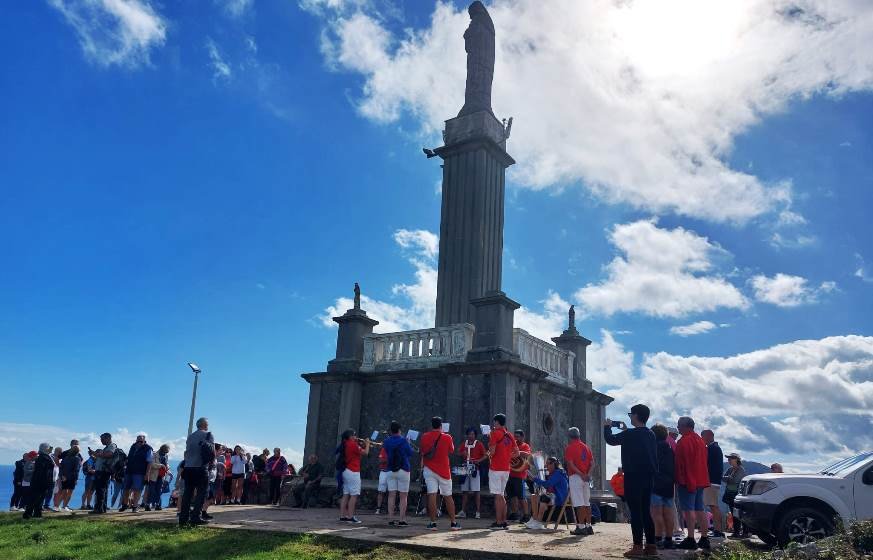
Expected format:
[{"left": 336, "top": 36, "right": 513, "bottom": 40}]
[
  {"left": 361, "top": 323, "right": 475, "bottom": 372},
  {"left": 513, "top": 329, "right": 575, "bottom": 387}
]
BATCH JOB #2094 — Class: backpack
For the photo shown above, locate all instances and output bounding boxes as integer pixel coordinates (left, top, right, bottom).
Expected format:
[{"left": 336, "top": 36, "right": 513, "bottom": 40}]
[
  {"left": 199, "top": 435, "right": 216, "bottom": 465},
  {"left": 110, "top": 449, "right": 127, "bottom": 475},
  {"left": 388, "top": 440, "right": 404, "bottom": 472}
]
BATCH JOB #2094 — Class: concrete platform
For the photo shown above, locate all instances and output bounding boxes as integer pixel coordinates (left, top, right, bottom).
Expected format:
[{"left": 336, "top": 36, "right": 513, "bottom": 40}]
[{"left": 100, "top": 504, "right": 728, "bottom": 559}]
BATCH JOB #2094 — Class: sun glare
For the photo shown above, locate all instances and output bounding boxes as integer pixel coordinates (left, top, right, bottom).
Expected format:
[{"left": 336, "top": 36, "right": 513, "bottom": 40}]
[{"left": 611, "top": 1, "right": 746, "bottom": 78}]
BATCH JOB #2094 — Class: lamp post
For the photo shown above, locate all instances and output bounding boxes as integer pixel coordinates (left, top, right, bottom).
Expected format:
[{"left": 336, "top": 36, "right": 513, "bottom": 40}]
[{"left": 187, "top": 362, "right": 202, "bottom": 436}]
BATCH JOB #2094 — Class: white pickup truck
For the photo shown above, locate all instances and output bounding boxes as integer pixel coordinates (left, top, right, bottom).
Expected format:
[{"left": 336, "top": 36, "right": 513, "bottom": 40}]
[{"left": 734, "top": 451, "right": 873, "bottom": 547}]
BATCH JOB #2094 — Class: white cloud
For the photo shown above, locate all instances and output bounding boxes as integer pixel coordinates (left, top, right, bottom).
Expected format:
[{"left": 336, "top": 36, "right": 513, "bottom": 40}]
[
  {"left": 855, "top": 253, "right": 873, "bottom": 283},
  {"left": 206, "top": 37, "right": 232, "bottom": 82},
  {"left": 306, "top": 1, "right": 873, "bottom": 222},
  {"left": 670, "top": 320, "right": 719, "bottom": 337},
  {"left": 750, "top": 273, "right": 835, "bottom": 307},
  {"left": 514, "top": 291, "right": 569, "bottom": 342},
  {"left": 217, "top": 0, "right": 253, "bottom": 18},
  {"left": 587, "top": 329, "right": 634, "bottom": 389},
  {"left": 48, "top": 0, "right": 167, "bottom": 68},
  {"left": 607, "top": 335, "right": 873, "bottom": 470},
  {"left": 393, "top": 229, "right": 438, "bottom": 261},
  {"left": 0, "top": 422, "right": 304, "bottom": 468},
  {"left": 576, "top": 220, "right": 748, "bottom": 318}
]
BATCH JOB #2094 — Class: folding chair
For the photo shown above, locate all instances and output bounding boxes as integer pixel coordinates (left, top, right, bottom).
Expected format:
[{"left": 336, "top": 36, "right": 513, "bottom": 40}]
[{"left": 545, "top": 493, "right": 574, "bottom": 531}]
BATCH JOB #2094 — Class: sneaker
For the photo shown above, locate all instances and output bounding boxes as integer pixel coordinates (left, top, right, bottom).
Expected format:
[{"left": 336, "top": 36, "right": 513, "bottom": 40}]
[
  {"left": 131, "top": 507, "right": 138, "bottom": 513},
  {"left": 189, "top": 518, "right": 209, "bottom": 526},
  {"left": 398, "top": 521, "right": 409, "bottom": 527},
  {"left": 697, "top": 537, "right": 711, "bottom": 550},
  {"left": 500, "top": 523, "right": 509, "bottom": 530},
  {"left": 155, "top": 506, "right": 162, "bottom": 511},
  {"left": 677, "top": 537, "right": 698, "bottom": 550},
  {"left": 490, "top": 522, "right": 502, "bottom": 529},
  {"left": 339, "top": 517, "right": 350, "bottom": 522},
  {"left": 571, "top": 527, "right": 587, "bottom": 536},
  {"left": 456, "top": 511, "right": 466, "bottom": 519},
  {"left": 348, "top": 517, "right": 362, "bottom": 524},
  {"left": 374, "top": 508, "right": 381, "bottom": 515},
  {"left": 525, "top": 519, "right": 544, "bottom": 530},
  {"left": 474, "top": 512, "right": 481, "bottom": 519},
  {"left": 584, "top": 526, "right": 595, "bottom": 535},
  {"left": 62, "top": 507, "right": 72, "bottom": 512},
  {"left": 710, "top": 530, "right": 726, "bottom": 538},
  {"left": 201, "top": 512, "right": 214, "bottom": 520},
  {"left": 427, "top": 522, "right": 438, "bottom": 530},
  {"left": 388, "top": 521, "right": 397, "bottom": 526},
  {"left": 451, "top": 522, "right": 461, "bottom": 531},
  {"left": 118, "top": 505, "right": 127, "bottom": 512},
  {"left": 144, "top": 505, "right": 151, "bottom": 512}
]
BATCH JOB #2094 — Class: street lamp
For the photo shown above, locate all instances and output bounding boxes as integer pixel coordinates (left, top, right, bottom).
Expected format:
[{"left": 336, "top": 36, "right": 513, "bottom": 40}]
[{"left": 187, "top": 362, "right": 202, "bottom": 436}]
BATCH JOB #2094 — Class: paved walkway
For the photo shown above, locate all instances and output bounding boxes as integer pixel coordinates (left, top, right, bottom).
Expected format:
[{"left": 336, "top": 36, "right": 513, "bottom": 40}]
[{"left": 103, "top": 504, "right": 724, "bottom": 559}]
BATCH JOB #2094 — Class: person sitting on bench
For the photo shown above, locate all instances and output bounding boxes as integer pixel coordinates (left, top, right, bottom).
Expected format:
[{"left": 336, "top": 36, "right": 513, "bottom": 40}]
[
  {"left": 524, "top": 457, "right": 568, "bottom": 530},
  {"left": 292, "top": 455, "right": 323, "bottom": 508}
]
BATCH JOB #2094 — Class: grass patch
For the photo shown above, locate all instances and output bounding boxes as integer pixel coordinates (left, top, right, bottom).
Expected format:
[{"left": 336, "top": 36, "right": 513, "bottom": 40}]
[
  {"left": 709, "top": 520, "right": 873, "bottom": 560},
  {"left": 0, "top": 515, "right": 462, "bottom": 560}
]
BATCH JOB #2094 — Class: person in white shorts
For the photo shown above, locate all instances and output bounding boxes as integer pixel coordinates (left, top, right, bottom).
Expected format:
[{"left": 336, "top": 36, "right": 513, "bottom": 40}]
[
  {"left": 375, "top": 447, "right": 388, "bottom": 515},
  {"left": 338, "top": 429, "right": 369, "bottom": 524},
  {"left": 455, "top": 427, "right": 486, "bottom": 519},
  {"left": 486, "top": 413, "right": 518, "bottom": 530},
  {"left": 382, "top": 421, "right": 414, "bottom": 526},
  {"left": 420, "top": 416, "right": 459, "bottom": 531},
  {"left": 564, "top": 426, "right": 595, "bottom": 536}
]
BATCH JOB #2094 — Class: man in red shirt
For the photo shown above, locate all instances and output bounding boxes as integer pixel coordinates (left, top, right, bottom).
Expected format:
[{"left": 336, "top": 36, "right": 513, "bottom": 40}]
[
  {"left": 487, "top": 413, "right": 518, "bottom": 530},
  {"left": 455, "top": 427, "right": 486, "bottom": 519},
  {"left": 674, "top": 416, "right": 711, "bottom": 550},
  {"left": 420, "top": 416, "right": 459, "bottom": 531},
  {"left": 508, "top": 429, "right": 531, "bottom": 522},
  {"left": 564, "top": 426, "right": 595, "bottom": 535}
]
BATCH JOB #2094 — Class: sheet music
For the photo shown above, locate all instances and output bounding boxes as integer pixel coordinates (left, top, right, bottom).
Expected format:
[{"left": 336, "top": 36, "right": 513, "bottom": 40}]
[
  {"left": 441, "top": 422, "right": 450, "bottom": 433},
  {"left": 406, "top": 429, "right": 420, "bottom": 441},
  {"left": 370, "top": 430, "right": 379, "bottom": 441},
  {"left": 480, "top": 424, "right": 491, "bottom": 435}
]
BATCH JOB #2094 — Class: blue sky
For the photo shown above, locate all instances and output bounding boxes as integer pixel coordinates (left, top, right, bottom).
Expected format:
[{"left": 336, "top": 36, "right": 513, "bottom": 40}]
[{"left": 1, "top": 0, "right": 871, "bottom": 472}]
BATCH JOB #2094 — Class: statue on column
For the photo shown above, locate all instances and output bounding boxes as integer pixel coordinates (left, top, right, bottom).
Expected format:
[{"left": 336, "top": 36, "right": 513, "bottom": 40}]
[
  {"left": 458, "top": 1, "right": 495, "bottom": 117},
  {"left": 353, "top": 282, "right": 361, "bottom": 310},
  {"left": 568, "top": 305, "right": 576, "bottom": 330}
]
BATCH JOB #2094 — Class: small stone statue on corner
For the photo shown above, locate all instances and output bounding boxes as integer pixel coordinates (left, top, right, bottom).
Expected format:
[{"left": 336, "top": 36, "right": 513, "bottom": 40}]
[{"left": 354, "top": 282, "right": 361, "bottom": 310}]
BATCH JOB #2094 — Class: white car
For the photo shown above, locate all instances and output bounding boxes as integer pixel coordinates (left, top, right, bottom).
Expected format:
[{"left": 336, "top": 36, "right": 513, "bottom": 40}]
[{"left": 734, "top": 451, "right": 873, "bottom": 547}]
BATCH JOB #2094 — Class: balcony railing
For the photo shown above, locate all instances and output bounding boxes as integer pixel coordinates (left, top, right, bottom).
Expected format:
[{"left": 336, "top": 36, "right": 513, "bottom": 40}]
[
  {"left": 513, "top": 328, "right": 575, "bottom": 387},
  {"left": 361, "top": 323, "right": 475, "bottom": 372}
]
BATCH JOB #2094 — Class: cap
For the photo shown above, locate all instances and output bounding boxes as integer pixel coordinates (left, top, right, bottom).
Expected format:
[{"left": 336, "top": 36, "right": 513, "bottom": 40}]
[{"left": 725, "top": 452, "right": 742, "bottom": 460}]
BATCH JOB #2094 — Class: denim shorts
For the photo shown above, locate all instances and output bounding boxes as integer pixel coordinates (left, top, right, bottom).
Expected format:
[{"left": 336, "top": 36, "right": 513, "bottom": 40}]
[
  {"left": 677, "top": 487, "right": 704, "bottom": 511},
  {"left": 123, "top": 473, "right": 145, "bottom": 491},
  {"left": 651, "top": 493, "right": 674, "bottom": 508}
]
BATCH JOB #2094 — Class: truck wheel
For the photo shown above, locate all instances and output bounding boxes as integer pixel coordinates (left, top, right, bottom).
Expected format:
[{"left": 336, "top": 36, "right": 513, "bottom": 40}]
[
  {"left": 756, "top": 532, "right": 777, "bottom": 547},
  {"left": 776, "top": 507, "right": 833, "bottom": 547}
]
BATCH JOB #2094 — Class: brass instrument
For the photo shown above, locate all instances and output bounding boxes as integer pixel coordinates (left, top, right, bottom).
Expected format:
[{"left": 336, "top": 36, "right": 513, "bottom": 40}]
[
  {"left": 510, "top": 451, "right": 532, "bottom": 473},
  {"left": 355, "top": 437, "right": 381, "bottom": 448}
]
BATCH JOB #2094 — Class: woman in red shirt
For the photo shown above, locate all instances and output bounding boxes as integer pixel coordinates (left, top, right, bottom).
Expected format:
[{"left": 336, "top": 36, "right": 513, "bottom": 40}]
[
  {"left": 455, "top": 427, "right": 486, "bottom": 519},
  {"left": 338, "top": 430, "right": 369, "bottom": 524}
]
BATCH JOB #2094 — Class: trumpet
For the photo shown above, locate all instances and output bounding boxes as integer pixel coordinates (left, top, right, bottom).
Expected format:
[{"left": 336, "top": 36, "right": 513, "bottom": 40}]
[{"left": 355, "top": 437, "right": 381, "bottom": 448}]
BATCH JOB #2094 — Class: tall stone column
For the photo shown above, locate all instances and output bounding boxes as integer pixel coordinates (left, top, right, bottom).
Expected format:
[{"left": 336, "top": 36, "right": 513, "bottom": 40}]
[{"left": 433, "top": 111, "right": 514, "bottom": 329}]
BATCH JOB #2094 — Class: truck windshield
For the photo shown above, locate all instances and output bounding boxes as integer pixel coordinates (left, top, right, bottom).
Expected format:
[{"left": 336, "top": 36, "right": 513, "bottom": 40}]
[{"left": 818, "top": 451, "right": 873, "bottom": 476}]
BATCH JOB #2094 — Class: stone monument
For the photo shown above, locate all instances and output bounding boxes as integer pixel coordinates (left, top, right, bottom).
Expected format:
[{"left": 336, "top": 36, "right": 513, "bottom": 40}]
[{"left": 302, "top": 1, "right": 613, "bottom": 495}]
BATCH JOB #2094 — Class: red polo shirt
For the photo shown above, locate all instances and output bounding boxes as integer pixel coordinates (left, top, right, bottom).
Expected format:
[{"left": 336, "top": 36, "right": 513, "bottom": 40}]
[
  {"left": 489, "top": 427, "right": 517, "bottom": 472},
  {"left": 564, "top": 439, "right": 593, "bottom": 477},
  {"left": 421, "top": 430, "right": 454, "bottom": 479},
  {"left": 344, "top": 438, "right": 362, "bottom": 472}
]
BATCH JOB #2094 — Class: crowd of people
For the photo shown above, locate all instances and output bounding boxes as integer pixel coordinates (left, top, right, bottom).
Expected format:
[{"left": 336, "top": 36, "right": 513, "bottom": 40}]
[
  {"left": 8, "top": 429, "right": 299, "bottom": 521},
  {"left": 11, "top": 407, "right": 783, "bottom": 560}
]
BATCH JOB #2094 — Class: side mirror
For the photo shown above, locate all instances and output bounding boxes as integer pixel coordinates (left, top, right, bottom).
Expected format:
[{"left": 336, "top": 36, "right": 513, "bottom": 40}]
[{"left": 863, "top": 467, "right": 873, "bottom": 486}]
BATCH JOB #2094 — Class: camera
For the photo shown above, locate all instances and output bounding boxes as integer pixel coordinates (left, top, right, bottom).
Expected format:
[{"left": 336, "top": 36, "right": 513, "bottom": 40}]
[{"left": 610, "top": 420, "right": 626, "bottom": 429}]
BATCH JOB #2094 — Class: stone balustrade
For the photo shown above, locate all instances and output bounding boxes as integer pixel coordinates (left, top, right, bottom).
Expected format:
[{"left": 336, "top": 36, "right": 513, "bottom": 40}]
[
  {"left": 513, "top": 328, "right": 576, "bottom": 387},
  {"left": 361, "top": 323, "right": 475, "bottom": 372}
]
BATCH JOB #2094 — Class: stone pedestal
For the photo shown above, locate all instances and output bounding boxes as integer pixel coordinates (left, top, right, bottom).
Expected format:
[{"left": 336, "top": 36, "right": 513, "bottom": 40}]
[
  {"left": 553, "top": 326, "right": 593, "bottom": 391},
  {"left": 467, "top": 290, "right": 519, "bottom": 362},
  {"left": 327, "top": 308, "right": 378, "bottom": 373}
]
